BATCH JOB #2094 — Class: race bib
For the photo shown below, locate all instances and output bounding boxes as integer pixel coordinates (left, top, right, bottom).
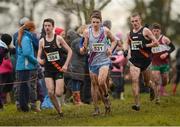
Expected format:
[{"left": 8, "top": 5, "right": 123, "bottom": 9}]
[
  {"left": 47, "top": 51, "right": 60, "bottom": 62},
  {"left": 131, "top": 41, "right": 142, "bottom": 50},
  {"left": 92, "top": 43, "right": 105, "bottom": 52},
  {"left": 151, "top": 44, "right": 169, "bottom": 53}
]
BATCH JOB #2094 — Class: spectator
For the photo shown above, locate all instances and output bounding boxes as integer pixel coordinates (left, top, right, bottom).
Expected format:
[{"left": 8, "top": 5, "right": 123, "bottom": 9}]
[
  {"left": 13, "top": 18, "right": 40, "bottom": 112},
  {"left": 0, "top": 34, "right": 13, "bottom": 110},
  {"left": 172, "top": 48, "right": 180, "bottom": 95},
  {"left": 15, "top": 21, "right": 38, "bottom": 112}
]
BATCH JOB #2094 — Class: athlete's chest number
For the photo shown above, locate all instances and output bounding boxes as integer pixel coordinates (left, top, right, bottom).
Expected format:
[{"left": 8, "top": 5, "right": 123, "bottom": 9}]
[
  {"left": 92, "top": 43, "right": 104, "bottom": 52},
  {"left": 47, "top": 51, "right": 60, "bottom": 61},
  {"left": 151, "top": 44, "right": 169, "bottom": 53},
  {"left": 131, "top": 41, "right": 142, "bottom": 50}
]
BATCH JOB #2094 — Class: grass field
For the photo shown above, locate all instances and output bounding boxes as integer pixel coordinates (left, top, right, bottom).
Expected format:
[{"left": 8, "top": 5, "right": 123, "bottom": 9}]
[{"left": 0, "top": 84, "right": 180, "bottom": 126}]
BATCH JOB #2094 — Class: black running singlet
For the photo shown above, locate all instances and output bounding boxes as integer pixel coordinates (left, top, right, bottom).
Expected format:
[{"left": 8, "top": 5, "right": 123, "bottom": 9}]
[
  {"left": 129, "top": 27, "right": 152, "bottom": 71},
  {"left": 43, "top": 35, "right": 66, "bottom": 72}
]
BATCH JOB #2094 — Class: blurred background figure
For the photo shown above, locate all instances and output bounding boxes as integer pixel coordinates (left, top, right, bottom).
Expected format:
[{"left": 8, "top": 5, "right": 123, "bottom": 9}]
[
  {"left": 55, "top": 27, "right": 64, "bottom": 37},
  {"left": 15, "top": 21, "right": 38, "bottom": 112},
  {"left": 172, "top": 48, "right": 180, "bottom": 95},
  {"left": 103, "top": 20, "right": 112, "bottom": 30},
  {"left": 110, "top": 32, "right": 127, "bottom": 100},
  {"left": 0, "top": 33, "right": 13, "bottom": 111}
]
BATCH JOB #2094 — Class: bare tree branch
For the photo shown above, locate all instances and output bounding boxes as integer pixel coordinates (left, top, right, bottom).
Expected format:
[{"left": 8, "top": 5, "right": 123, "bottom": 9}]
[{"left": 98, "top": 0, "right": 111, "bottom": 10}]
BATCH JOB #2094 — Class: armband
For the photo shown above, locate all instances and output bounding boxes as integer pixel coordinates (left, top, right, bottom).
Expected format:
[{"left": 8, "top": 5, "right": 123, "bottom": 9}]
[{"left": 167, "top": 43, "right": 175, "bottom": 54}]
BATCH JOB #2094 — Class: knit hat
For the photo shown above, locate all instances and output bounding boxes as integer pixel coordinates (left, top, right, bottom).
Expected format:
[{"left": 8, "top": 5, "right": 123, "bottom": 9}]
[
  {"left": 115, "top": 32, "right": 123, "bottom": 41},
  {"left": 55, "top": 27, "right": 64, "bottom": 35},
  {"left": 19, "top": 17, "right": 30, "bottom": 26}
]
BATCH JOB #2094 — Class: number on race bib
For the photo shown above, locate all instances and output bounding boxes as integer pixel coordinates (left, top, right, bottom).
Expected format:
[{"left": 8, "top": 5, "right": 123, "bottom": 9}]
[
  {"left": 151, "top": 44, "right": 169, "bottom": 53},
  {"left": 47, "top": 51, "right": 60, "bottom": 61},
  {"left": 131, "top": 41, "right": 142, "bottom": 50},
  {"left": 92, "top": 43, "right": 105, "bottom": 52}
]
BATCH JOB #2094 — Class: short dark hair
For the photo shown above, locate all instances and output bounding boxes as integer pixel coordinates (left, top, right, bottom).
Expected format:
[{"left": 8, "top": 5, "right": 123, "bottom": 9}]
[
  {"left": 1, "top": 33, "right": 12, "bottom": 46},
  {"left": 43, "top": 18, "right": 55, "bottom": 27},
  {"left": 91, "top": 10, "right": 101, "bottom": 17},
  {"left": 151, "top": 23, "right": 161, "bottom": 30},
  {"left": 91, "top": 10, "right": 102, "bottom": 21},
  {"left": 131, "top": 12, "right": 141, "bottom": 19}
]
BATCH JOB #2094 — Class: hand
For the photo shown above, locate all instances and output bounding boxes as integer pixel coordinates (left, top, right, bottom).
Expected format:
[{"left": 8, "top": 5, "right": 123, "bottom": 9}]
[
  {"left": 38, "top": 59, "right": 45, "bottom": 65},
  {"left": 62, "top": 64, "right": 68, "bottom": 72},
  {"left": 83, "top": 41, "right": 88, "bottom": 48},
  {"left": 160, "top": 52, "right": 168, "bottom": 59},
  {"left": 107, "top": 48, "right": 112, "bottom": 56}
]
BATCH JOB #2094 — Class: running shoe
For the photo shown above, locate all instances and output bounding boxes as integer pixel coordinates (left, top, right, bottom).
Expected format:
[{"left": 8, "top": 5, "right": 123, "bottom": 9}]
[
  {"left": 150, "top": 88, "right": 155, "bottom": 101},
  {"left": 155, "top": 97, "right": 160, "bottom": 105},
  {"left": 132, "top": 105, "right": 140, "bottom": 111},
  {"left": 58, "top": 112, "right": 64, "bottom": 117},
  {"left": 92, "top": 107, "right": 100, "bottom": 116}
]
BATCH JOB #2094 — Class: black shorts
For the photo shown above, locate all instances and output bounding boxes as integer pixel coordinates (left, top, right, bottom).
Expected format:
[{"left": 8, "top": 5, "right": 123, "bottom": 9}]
[
  {"left": 44, "top": 71, "right": 64, "bottom": 80},
  {"left": 129, "top": 57, "right": 151, "bottom": 71}
]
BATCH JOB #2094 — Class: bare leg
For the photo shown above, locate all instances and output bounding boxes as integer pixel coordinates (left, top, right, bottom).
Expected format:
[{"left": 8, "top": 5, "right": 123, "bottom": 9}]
[
  {"left": 98, "top": 66, "right": 109, "bottom": 97},
  {"left": 90, "top": 72, "right": 101, "bottom": 115},
  {"left": 151, "top": 70, "right": 161, "bottom": 103},
  {"left": 55, "top": 79, "right": 64, "bottom": 112},
  {"left": 130, "top": 65, "right": 141, "bottom": 107},
  {"left": 98, "top": 66, "right": 111, "bottom": 114},
  {"left": 161, "top": 73, "right": 169, "bottom": 96},
  {"left": 45, "top": 78, "right": 62, "bottom": 114}
]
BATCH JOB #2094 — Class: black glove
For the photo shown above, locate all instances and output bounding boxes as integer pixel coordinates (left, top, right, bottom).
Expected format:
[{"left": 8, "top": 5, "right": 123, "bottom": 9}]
[
  {"left": 110, "top": 57, "right": 116, "bottom": 61},
  {"left": 123, "top": 50, "right": 128, "bottom": 57}
]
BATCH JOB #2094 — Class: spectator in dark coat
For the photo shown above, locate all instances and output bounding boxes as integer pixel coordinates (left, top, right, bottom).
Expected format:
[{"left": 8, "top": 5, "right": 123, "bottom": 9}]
[
  {"left": 66, "top": 29, "right": 88, "bottom": 105},
  {"left": 172, "top": 48, "right": 180, "bottom": 95}
]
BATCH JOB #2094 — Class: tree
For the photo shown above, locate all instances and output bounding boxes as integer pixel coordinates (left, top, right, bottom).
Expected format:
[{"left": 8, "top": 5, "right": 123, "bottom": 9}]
[
  {"left": 0, "top": 0, "right": 43, "bottom": 20},
  {"left": 56, "top": 0, "right": 112, "bottom": 25}
]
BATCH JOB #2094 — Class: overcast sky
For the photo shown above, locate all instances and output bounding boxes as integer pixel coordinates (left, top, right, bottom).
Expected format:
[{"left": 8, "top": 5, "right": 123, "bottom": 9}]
[{"left": 1, "top": 0, "right": 180, "bottom": 38}]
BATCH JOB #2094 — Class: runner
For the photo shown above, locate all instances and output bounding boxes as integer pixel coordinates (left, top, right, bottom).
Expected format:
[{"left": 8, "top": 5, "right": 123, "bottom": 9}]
[
  {"left": 124, "top": 13, "right": 159, "bottom": 111},
  {"left": 80, "top": 10, "right": 116, "bottom": 115},
  {"left": 151, "top": 23, "right": 175, "bottom": 99},
  {"left": 37, "top": 18, "right": 72, "bottom": 117}
]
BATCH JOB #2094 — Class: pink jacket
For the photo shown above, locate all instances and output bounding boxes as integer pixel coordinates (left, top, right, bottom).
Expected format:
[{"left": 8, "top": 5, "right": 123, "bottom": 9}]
[{"left": 110, "top": 51, "right": 127, "bottom": 73}]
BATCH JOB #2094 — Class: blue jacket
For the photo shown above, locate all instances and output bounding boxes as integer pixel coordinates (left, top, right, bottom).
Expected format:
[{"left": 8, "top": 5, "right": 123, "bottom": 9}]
[
  {"left": 13, "top": 30, "right": 39, "bottom": 54},
  {"left": 16, "top": 31, "right": 38, "bottom": 71}
]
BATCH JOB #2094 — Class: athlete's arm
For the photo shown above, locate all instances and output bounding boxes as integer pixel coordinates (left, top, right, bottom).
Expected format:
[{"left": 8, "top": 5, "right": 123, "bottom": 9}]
[
  {"left": 160, "top": 36, "right": 175, "bottom": 59},
  {"left": 163, "top": 36, "right": 175, "bottom": 53},
  {"left": 80, "top": 29, "right": 89, "bottom": 54},
  {"left": 105, "top": 27, "right": 116, "bottom": 56},
  {"left": 37, "top": 38, "right": 45, "bottom": 65},
  {"left": 143, "top": 28, "right": 158, "bottom": 47},
  {"left": 123, "top": 33, "right": 130, "bottom": 57},
  {"left": 57, "top": 36, "right": 72, "bottom": 72}
]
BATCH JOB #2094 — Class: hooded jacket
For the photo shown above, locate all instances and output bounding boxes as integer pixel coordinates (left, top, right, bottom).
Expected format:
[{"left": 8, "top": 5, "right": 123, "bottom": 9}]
[
  {"left": 67, "top": 29, "right": 87, "bottom": 81},
  {"left": 16, "top": 31, "right": 38, "bottom": 71}
]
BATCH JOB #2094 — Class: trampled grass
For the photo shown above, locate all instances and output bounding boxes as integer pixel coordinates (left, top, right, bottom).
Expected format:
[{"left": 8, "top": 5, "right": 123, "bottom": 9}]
[{"left": 0, "top": 84, "right": 180, "bottom": 126}]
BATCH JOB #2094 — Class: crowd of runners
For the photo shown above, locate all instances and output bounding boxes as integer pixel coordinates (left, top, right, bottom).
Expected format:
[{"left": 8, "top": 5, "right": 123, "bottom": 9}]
[{"left": 0, "top": 10, "right": 180, "bottom": 117}]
